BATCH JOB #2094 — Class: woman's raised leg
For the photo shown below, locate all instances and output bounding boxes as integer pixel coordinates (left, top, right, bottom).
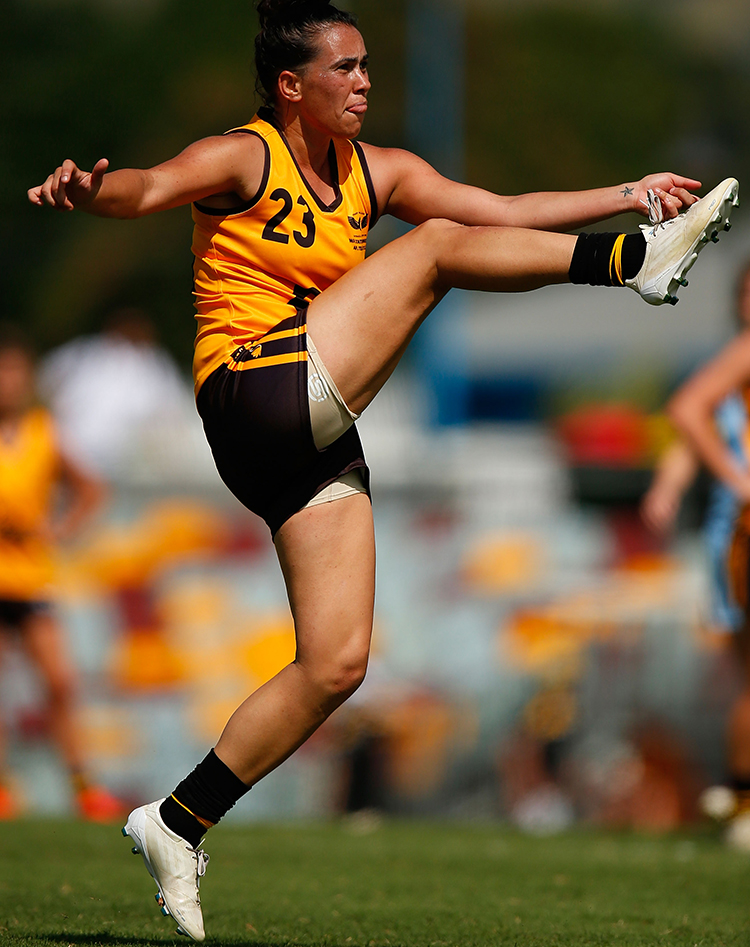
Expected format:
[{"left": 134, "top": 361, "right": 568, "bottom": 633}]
[
  {"left": 307, "top": 221, "right": 576, "bottom": 415},
  {"left": 309, "top": 178, "right": 740, "bottom": 415}
]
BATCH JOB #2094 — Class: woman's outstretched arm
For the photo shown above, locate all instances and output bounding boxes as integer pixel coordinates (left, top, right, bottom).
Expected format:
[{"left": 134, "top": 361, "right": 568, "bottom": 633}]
[
  {"left": 27, "top": 133, "right": 268, "bottom": 219},
  {"left": 362, "top": 144, "right": 701, "bottom": 231}
]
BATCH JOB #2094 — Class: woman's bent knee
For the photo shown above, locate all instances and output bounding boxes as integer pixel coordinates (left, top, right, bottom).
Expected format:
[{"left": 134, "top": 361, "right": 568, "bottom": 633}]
[
  {"left": 323, "top": 658, "right": 368, "bottom": 703},
  {"left": 303, "top": 647, "right": 369, "bottom": 706},
  {"left": 412, "top": 217, "right": 463, "bottom": 244},
  {"left": 334, "top": 660, "right": 368, "bottom": 700},
  {"left": 409, "top": 218, "right": 466, "bottom": 288}
]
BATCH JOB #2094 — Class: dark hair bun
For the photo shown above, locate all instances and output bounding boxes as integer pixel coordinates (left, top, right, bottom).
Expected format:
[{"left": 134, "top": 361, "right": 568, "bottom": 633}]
[{"left": 257, "top": 0, "right": 332, "bottom": 28}]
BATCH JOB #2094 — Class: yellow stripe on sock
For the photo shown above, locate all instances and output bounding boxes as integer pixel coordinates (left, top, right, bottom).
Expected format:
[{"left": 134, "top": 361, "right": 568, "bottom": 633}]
[
  {"left": 609, "top": 234, "right": 626, "bottom": 286},
  {"left": 171, "top": 794, "right": 215, "bottom": 830}
]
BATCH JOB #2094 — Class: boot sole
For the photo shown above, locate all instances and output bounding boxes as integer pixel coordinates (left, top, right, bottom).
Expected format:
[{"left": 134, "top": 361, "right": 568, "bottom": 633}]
[
  {"left": 660, "top": 180, "right": 739, "bottom": 305},
  {"left": 122, "top": 810, "right": 170, "bottom": 914}
]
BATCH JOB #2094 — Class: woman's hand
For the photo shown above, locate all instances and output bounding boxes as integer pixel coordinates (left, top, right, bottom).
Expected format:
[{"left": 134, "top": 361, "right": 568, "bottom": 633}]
[
  {"left": 640, "top": 483, "right": 681, "bottom": 534},
  {"left": 629, "top": 173, "right": 702, "bottom": 220},
  {"left": 640, "top": 439, "right": 699, "bottom": 535},
  {"left": 28, "top": 158, "right": 109, "bottom": 212}
]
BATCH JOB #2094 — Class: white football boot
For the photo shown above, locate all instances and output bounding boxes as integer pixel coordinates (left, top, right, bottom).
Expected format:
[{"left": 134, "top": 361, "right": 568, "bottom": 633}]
[
  {"left": 123, "top": 799, "right": 209, "bottom": 941},
  {"left": 626, "top": 177, "right": 739, "bottom": 306}
]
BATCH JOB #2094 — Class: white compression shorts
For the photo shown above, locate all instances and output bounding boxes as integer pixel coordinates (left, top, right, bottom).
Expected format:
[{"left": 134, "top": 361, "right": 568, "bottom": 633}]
[{"left": 304, "top": 333, "right": 367, "bottom": 508}]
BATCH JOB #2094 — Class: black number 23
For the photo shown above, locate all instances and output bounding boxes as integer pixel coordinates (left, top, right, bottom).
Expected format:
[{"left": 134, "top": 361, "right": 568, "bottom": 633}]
[{"left": 261, "top": 188, "right": 316, "bottom": 248}]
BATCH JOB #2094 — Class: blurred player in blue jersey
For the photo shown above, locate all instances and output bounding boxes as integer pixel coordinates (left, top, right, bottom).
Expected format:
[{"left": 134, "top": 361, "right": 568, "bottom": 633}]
[{"left": 643, "top": 261, "right": 750, "bottom": 848}]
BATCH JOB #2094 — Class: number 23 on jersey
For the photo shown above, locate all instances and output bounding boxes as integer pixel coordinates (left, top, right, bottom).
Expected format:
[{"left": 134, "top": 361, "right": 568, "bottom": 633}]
[{"left": 262, "top": 189, "right": 316, "bottom": 248}]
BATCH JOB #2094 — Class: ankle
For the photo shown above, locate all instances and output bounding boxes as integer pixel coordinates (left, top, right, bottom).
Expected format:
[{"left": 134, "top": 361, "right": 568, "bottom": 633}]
[
  {"left": 569, "top": 232, "right": 646, "bottom": 287},
  {"left": 160, "top": 749, "right": 250, "bottom": 847}
]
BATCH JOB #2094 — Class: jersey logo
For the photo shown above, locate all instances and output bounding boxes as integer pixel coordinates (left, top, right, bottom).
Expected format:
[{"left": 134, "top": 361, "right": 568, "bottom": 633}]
[
  {"left": 308, "top": 372, "right": 330, "bottom": 403},
  {"left": 348, "top": 212, "right": 369, "bottom": 231},
  {"left": 231, "top": 343, "right": 263, "bottom": 363}
]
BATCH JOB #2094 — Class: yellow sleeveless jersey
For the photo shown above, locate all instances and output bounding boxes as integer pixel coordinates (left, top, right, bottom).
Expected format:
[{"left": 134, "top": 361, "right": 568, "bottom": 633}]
[
  {"left": 191, "top": 109, "right": 377, "bottom": 391},
  {"left": 0, "top": 408, "right": 60, "bottom": 601}
]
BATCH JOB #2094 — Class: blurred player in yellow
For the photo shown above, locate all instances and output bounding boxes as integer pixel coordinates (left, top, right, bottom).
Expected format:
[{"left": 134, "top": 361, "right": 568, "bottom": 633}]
[{"left": 0, "top": 324, "right": 121, "bottom": 822}]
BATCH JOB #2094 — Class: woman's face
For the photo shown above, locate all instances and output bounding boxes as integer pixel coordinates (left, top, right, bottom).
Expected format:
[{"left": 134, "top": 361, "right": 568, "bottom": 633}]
[{"left": 289, "top": 24, "right": 370, "bottom": 139}]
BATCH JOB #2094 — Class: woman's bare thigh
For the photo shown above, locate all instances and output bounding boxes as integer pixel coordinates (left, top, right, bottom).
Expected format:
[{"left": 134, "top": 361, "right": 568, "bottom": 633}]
[
  {"left": 306, "top": 219, "right": 574, "bottom": 415},
  {"left": 306, "top": 221, "right": 449, "bottom": 415},
  {"left": 274, "top": 491, "right": 376, "bottom": 667}
]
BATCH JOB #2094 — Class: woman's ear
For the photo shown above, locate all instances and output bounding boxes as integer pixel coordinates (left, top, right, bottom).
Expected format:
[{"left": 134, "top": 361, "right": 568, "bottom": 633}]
[{"left": 277, "top": 69, "right": 303, "bottom": 103}]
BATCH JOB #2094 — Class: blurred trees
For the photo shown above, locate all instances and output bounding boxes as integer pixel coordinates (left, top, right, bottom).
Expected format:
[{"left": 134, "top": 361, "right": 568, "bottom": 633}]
[
  {"left": 465, "top": 5, "right": 750, "bottom": 197},
  {"left": 3, "top": 0, "right": 749, "bottom": 369},
  {"left": 4, "top": 0, "right": 260, "bottom": 367}
]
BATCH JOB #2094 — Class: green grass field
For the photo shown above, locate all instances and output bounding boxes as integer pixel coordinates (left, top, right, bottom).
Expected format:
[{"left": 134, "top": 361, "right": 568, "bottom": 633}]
[{"left": 0, "top": 819, "right": 748, "bottom": 946}]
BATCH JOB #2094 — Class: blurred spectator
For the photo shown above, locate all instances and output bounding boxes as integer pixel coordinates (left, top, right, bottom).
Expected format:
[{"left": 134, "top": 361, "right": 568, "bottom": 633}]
[
  {"left": 498, "top": 681, "right": 577, "bottom": 835},
  {"left": 39, "top": 308, "right": 195, "bottom": 480},
  {"left": 0, "top": 324, "right": 123, "bottom": 821}
]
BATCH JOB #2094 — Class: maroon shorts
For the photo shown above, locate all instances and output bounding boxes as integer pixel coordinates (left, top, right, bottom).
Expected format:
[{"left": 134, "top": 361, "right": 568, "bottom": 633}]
[{"left": 196, "top": 310, "right": 370, "bottom": 536}]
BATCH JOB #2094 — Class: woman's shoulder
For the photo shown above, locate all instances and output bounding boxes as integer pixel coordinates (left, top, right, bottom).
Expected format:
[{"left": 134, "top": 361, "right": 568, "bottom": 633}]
[
  {"left": 226, "top": 107, "right": 280, "bottom": 139},
  {"left": 354, "top": 142, "right": 421, "bottom": 177},
  {"left": 220, "top": 110, "right": 279, "bottom": 149}
]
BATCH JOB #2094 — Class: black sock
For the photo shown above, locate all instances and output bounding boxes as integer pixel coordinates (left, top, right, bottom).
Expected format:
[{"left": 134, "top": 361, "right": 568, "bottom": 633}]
[
  {"left": 160, "top": 749, "right": 250, "bottom": 847},
  {"left": 569, "top": 232, "right": 646, "bottom": 286}
]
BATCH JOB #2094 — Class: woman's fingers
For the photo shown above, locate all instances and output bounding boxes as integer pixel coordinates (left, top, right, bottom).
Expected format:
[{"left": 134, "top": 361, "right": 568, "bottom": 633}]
[
  {"left": 90, "top": 157, "right": 109, "bottom": 183},
  {"left": 652, "top": 185, "right": 701, "bottom": 218},
  {"left": 670, "top": 174, "right": 702, "bottom": 191},
  {"left": 27, "top": 183, "right": 44, "bottom": 206},
  {"left": 87, "top": 158, "right": 109, "bottom": 201},
  {"left": 652, "top": 187, "right": 681, "bottom": 218},
  {"left": 38, "top": 172, "right": 57, "bottom": 208},
  {"left": 60, "top": 158, "right": 78, "bottom": 185},
  {"left": 57, "top": 159, "right": 86, "bottom": 210},
  {"left": 669, "top": 185, "right": 699, "bottom": 208},
  {"left": 51, "top": 165, "right": 69, "bottom": 209},
  {"left": 28, "top": 158, "right": 107, "bottom": 211}
]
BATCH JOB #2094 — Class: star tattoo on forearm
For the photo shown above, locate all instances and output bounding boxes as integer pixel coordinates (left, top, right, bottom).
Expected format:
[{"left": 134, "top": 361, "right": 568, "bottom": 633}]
[{"left": 620, "top": 186, "right": 634, "bottom": 197}]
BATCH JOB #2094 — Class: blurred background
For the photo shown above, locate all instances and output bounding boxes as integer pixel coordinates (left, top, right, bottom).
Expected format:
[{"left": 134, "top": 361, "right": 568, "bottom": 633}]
[{"left": 3, "top": 0, "right": 750, "bottom": 832}]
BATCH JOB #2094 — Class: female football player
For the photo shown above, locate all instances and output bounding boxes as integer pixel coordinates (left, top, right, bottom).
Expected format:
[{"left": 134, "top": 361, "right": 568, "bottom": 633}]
[{"left": 29, "top": 0, "right": 738, "bottom": 937}]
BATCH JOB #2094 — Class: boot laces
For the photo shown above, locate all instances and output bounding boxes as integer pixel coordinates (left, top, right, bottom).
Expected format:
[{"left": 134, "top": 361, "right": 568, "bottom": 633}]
[
  {"left": 185, "top": 846, "right": 210, "bottom": 882},
  {"left": 640, "top": 188, "right": 666, "bottom": 229}
]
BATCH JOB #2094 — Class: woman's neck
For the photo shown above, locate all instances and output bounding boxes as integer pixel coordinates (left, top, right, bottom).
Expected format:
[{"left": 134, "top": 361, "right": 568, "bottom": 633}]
[{"left": 273, "top": 105, "right": 334, "bottom": 185}]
